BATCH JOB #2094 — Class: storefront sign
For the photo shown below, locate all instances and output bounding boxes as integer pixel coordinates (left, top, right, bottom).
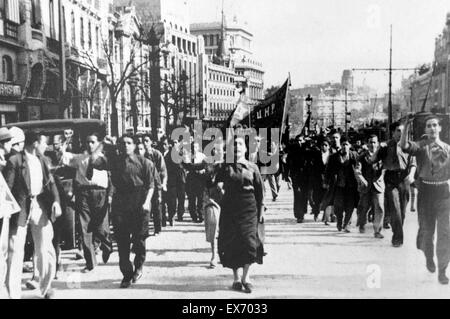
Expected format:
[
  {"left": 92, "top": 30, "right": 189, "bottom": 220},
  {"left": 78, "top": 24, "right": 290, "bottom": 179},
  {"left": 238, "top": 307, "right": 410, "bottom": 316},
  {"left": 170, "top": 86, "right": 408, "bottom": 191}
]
[{"left": 0, "top": 83, "right": 21, "bottom": 99}]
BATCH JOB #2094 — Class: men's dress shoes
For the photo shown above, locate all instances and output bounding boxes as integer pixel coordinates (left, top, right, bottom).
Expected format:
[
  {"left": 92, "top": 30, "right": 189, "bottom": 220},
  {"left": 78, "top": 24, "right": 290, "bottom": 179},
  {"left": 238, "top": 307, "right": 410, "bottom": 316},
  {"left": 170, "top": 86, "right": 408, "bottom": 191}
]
[
  {"left": 392, "top": 242, "right": 402, "bottom": 248},
  {"left": 343, "top": 227, "right": 351, "bottom": 233},
  {"left": 438, "top": 269, "right": 449, "bottom": 285},
  {"left": 102, "top": 250, "right": 111, "bottom": 264},
  {"left": 26, "top": 279, "right": 39, "bottom": 290},
  {"left": 384, "top": 224, "right": 391, "bottom": 230},
  {"left": 297, "top": 218, "right": 304, "bottom": 224},
  {"left": 120, "top": 277, "right": 132, "bottom": 289},
  {"left": 374, "top": 233, "right": 384, "bottom": 239},
  {"left": 169, "top": 219, "right": 174, "bottom": 227},
  {"left": 44, "top": 289, "right": 56, "bottom": 299},
  {"left": 359, "top": 227, "right": 366, "bottom": 234},
  {"left": 74, "top": 251, "right": 84, "bottom": 261},
  {"left": 337, "top": 225, "right": 342, "bottom": 232},
  {"left": 426, "top": 259, "right": 437, "bottom": 274},
  {"left": 132, "top": 269, "right": 143, "bottom": 283}
]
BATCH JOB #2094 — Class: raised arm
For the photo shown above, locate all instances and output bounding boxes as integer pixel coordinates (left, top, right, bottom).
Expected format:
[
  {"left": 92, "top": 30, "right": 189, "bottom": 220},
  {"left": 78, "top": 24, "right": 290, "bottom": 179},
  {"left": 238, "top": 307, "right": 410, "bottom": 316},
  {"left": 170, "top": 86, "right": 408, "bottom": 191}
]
[{"left": 400, "top": 120, "right": 411, "bottom": 152}]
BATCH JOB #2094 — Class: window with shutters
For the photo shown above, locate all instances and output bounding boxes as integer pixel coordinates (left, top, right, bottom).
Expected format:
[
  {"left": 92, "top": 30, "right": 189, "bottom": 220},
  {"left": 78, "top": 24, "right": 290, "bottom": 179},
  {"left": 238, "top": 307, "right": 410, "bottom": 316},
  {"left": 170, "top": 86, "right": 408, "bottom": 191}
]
[
  {"left": 0, "top": 0, "right": 19, "bottom": 39},
  {"left": 31, "top": 0, "right": 41, "bottom": 29},
  {"left": 49, "top": 0, "right": 55, "bottom": 39},
  {"left": 71, "top": 11, "right": 76, "bottom": 45},
  {"left": 96, "top": 26, "right": 100, "bottom": 54},
  {"left": 88, "top": 21, "right": 92, "bottom": 50},
  {"left": 80, "top": 17, "right": 84, "bottom": 48}
]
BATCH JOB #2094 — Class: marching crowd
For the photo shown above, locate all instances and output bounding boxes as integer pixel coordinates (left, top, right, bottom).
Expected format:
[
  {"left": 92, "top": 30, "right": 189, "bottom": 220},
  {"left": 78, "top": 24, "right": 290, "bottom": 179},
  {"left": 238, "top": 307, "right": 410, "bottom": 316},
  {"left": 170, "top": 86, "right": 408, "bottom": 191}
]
[{"left": 0, "top": 114, "right": 449, "bottom": 299}]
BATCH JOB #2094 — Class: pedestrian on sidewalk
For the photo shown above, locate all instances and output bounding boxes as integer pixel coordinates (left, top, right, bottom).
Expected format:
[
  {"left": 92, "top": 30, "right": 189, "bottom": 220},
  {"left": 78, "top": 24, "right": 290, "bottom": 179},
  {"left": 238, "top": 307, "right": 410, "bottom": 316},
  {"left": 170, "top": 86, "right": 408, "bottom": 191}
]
[
  {"left": 3, "top": 131, "right": 62, "bottom": 299},
  {"left": 287, "top": 135, "right": 310, "bottom": 223},
  {"left": 185, "top": 141, "right": 207, "bottom": 223},
  {"left": 371, "top": 122, "right": 416, "bottom": 247},
  {"left": 355, "top": 135, "right": 386, "bottom": 238},
  {"left": 310, "top": 138, "right": 331, "bottom": 223},
  {"left": 143, "top": 135, "right": 167, "bottom": 234},
  {"left": 164, "top": 139, "right": 186, "bottom": 225},
  {"left": 401, "top": 115, "right": 450, "bottom": 285},
  {"left": 61, "top": 132, "right": 113, "bottom": 273},
  {"left": 325, "top": 137, "right": 359, "bottom": 232},
  {"left": 109, "top": 135, "right": 155, "bottom": 289},
  {"left": 204, "top": 140, "right": 225, "bottom": 269},
  {"left": 260, "top": 140, "right": 280, "bottom": 202},
  {"left": 215, "top": 135, "right": 264, "bottom": 294}
]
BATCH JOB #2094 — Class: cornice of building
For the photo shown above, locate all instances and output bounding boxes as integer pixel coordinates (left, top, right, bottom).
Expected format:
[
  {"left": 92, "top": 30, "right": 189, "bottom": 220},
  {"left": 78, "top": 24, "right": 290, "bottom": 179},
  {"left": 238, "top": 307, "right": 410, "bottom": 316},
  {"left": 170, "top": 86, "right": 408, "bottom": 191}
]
[{"left": 190, "top": 21, "right": 253, "bottom": 37}]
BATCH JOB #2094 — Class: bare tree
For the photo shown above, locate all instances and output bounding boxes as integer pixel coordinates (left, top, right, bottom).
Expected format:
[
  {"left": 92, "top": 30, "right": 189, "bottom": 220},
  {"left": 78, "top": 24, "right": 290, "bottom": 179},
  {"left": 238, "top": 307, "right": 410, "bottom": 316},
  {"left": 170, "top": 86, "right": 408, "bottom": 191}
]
[{"left": 77, "top": 37, "right": 150, "bottom": 136}]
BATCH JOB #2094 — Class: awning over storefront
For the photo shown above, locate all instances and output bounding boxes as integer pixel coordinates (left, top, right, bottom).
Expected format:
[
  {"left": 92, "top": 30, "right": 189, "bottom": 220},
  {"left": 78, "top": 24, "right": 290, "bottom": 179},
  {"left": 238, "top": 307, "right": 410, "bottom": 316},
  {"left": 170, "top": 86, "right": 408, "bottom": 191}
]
[{"left": 0, "top": 104, "right": 17, "bottom": 112}]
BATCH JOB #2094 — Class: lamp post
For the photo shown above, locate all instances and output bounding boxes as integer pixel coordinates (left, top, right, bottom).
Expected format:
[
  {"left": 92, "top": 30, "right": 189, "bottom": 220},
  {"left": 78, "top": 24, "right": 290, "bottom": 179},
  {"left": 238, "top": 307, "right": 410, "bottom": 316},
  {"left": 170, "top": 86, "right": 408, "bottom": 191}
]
[{"left": 305, "top": 94, "right": 313, "bottom": 132}]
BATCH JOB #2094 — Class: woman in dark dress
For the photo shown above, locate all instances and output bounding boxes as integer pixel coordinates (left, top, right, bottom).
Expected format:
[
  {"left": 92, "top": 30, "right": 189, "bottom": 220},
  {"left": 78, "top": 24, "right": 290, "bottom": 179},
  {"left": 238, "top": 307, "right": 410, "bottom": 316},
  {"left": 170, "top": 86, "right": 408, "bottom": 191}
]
[{"left": 215, "top": 136, "right": 265, "bottom": 293}]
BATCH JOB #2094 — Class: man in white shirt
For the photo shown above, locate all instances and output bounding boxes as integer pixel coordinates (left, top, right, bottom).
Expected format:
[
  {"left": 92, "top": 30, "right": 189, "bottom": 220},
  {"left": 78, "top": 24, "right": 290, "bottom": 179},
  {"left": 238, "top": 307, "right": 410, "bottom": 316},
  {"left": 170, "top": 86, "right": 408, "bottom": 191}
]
[
  {"left": 3, "top": 132, "right": 61, "bottom": 299},
  {"left": 185, "top": 141, "right": 207, "bottom": 223}
]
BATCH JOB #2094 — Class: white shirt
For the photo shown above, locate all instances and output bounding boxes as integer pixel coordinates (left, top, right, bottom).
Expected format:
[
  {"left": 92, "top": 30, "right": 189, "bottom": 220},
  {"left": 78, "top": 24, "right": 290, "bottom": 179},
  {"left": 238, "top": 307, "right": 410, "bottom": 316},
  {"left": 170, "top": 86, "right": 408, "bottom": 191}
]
[
  {"left": 193, "top": 152, "right": 207, "bottom": 164},
  {"left": 63, "top": 152, "right": 108, "bottom": 188},
  {"left": 25, "top": 151, "right": 43, "bottom": 196},
  {"left": 322, "top": 151, "right": 330, "bottom": 165}
]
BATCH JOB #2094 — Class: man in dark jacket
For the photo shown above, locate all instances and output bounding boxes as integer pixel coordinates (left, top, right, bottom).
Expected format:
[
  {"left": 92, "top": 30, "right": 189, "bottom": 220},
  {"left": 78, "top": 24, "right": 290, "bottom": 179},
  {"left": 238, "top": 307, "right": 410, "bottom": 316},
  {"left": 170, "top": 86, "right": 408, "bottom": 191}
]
[
  {"left": 287, "top": 135, "right": 311, "bottom": 223},
  {"left": 325, "top": 137, "right": 359, "bottom": 232},
  {"left": 163, "top": 139, "right": 187, "bottom": 225},
  {"left": 143, "top": 135, "right": 167, "bottom": 234},
  {"left": 109, "top": 135, "right": 155, "bottom": 289},
  {"left": 355, "top": 135, "right": 385, "bottom": 238},
  {"left": 310, "top": 138, "right": 331, "bottom": 222},
  {"left": 3, "top": 131, "right": 61, "bottom": 299},
  {"left": 61, "top": 132, "right": 113, "bottom": 272}
]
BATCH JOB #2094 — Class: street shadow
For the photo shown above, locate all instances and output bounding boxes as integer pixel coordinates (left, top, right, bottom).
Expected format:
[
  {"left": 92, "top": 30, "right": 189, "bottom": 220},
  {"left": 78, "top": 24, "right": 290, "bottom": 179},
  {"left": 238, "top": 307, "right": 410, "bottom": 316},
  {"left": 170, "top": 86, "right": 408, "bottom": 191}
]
[
  {"left": 102, "top": 260, "right": 210, "bottom": 269},
  {"left": 266, "top": 240, "right": 384, "bottom": 247},
  {"left": 149, "top": 248, "right": 211, "bottom": 255}
]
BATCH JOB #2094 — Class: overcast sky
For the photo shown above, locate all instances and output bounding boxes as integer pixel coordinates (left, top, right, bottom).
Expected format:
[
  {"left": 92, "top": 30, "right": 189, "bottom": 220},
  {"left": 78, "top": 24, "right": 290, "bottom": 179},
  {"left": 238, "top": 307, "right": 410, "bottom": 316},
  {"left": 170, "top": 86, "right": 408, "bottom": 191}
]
[{"left": 189, "top": 0, "right": 450, "bottom": 94}]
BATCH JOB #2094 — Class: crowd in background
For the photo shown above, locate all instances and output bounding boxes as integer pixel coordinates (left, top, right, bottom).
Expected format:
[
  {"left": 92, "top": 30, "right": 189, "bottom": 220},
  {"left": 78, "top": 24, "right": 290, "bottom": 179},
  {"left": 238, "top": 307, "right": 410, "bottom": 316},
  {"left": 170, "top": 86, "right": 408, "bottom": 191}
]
[{"left": 0, "top": 114, "right": 449, "bottom": 298}]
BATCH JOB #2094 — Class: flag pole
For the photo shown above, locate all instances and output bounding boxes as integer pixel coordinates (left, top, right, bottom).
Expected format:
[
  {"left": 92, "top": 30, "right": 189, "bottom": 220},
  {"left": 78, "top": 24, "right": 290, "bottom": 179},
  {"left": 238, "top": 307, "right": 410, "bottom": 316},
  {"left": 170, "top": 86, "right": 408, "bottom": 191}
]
[{"left": 280, "top": 74, "right": 291, "bottom": 146}]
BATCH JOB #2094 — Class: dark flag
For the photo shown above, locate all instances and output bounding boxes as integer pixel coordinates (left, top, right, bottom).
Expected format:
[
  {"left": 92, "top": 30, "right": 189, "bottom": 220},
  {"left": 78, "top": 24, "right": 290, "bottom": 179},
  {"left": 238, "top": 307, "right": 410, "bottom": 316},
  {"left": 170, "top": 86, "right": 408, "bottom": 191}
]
[{"left": 227, "top": 78, "right": 291, "bottom": 145}]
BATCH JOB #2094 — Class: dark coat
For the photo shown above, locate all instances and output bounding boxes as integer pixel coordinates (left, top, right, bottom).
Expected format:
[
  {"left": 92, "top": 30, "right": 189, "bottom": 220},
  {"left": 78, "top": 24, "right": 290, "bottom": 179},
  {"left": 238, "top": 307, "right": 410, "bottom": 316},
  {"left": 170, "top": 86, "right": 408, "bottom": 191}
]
[
  {"left": 321, "top": 151, "right": 358, "bottom": 210},
  {"left": 287, "top": 143, "right": 311, "bottom": 184},
  {"left": 310, "top": 149, "right": 329, "bottom": 187},
  {"left": 164, "top": 148, "right": 187, "bottom": 187},
  {"left": 3, "top": 151, "right": 60, "bottom": 224}
]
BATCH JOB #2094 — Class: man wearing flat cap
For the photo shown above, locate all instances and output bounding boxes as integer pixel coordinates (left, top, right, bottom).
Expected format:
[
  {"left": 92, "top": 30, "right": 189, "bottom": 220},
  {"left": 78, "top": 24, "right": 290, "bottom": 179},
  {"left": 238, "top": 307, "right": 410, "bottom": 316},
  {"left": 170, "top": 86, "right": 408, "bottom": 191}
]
[{"left": 0, "top": 127, "right": 12, "bottom": 172}]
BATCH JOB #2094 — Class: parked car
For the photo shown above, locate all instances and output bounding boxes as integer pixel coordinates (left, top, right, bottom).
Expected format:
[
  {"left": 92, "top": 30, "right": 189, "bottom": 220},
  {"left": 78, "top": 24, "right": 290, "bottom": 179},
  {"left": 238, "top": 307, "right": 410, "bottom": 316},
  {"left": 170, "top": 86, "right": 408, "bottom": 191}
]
[{"left": 6, "top": 119, "right": 108, "bottom": 252}]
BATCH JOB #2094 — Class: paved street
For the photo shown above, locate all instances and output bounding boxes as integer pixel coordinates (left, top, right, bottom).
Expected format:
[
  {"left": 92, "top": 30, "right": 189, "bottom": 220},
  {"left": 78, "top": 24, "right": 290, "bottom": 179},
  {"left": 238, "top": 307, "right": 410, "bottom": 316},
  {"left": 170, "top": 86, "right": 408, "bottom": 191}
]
[{"left": 16, "top": 183, "right": 450, "bottom": 299}]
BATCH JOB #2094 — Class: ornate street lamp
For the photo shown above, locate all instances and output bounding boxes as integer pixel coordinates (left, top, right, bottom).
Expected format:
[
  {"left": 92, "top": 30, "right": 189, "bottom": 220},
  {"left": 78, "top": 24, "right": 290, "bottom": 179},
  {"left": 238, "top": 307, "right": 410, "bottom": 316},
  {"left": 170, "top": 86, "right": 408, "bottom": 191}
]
[{"left": 305, "top": 94, "right": 313, "bottom": 131}]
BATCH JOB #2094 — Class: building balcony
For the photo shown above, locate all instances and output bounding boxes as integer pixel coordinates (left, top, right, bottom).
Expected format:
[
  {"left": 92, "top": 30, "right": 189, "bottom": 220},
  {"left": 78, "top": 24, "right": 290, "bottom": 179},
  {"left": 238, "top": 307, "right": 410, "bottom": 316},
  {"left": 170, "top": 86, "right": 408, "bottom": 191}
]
[
  {"left": 4, "top": 20, "right": 18, "bottom": 40},
  {"left": 32, "top": 29, "right": 44, "bottom": 42},
  {"left": 0, "top": 19, "right": 22, "bottom": 49}
]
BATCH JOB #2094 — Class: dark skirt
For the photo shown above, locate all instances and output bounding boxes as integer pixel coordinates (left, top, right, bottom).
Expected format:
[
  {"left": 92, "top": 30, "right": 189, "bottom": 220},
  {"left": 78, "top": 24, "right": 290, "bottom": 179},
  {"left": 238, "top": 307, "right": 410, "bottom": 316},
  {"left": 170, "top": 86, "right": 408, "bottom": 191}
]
[{"left": 218, "top": 191, "right": 263, "bottom": 269}]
